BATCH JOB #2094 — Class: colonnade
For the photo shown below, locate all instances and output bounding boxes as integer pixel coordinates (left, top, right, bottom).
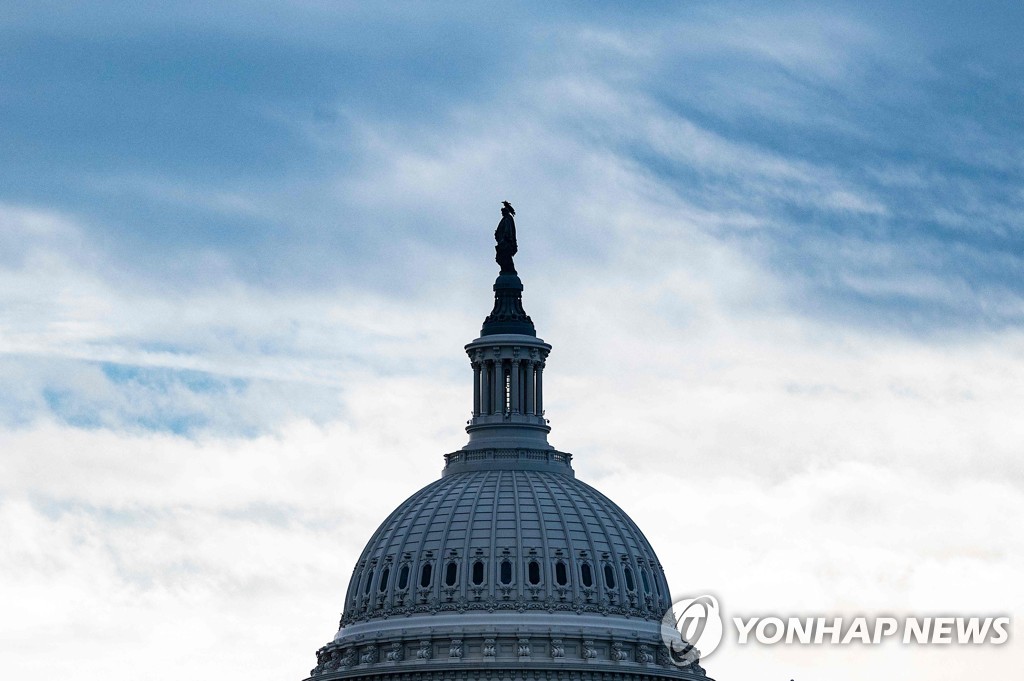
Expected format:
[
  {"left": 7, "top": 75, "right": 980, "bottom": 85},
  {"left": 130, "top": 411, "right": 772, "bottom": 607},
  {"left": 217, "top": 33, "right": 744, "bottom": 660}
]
[{"left": 471, "top": 357, "right": 545, "bottom": 417}]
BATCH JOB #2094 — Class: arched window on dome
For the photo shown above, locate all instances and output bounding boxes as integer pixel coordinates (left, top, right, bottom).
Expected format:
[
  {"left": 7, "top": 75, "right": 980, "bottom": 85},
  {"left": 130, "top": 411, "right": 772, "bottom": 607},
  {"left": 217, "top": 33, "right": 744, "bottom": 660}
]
[
  {"left": 444, "top": 561, "right": 458, "bottom": 587},
  {"left": 363, "top": 569, "right": 374, "bottom": 595},
  {"left": 623, "top": 565, "right": 636, "bottom": 592},
  {"left": 499, "top": 558, "right": 513, "bottom": 585},
  {"left": 472, "top": 560, "right": 485, "bottom": 586},
  {"left": 640, "top": 568, "right": 651, "bottom": 594},
  {"left": 398, "top": 564, "right": 410, "bottom": 590},
  {"left": 580, "top": 562, "right": 593, "bottom": 588},
  {"left": 527, "top": 559, "right": 541, "bottom": 585},
  {"left": 554, "top": 560, "right": 569, "bottom": 586},
  {"left": 378, "top": 567, "right": 390, "bottom": 593},
  {"left": 603, "top": 563, "right": 616, "bottom": 589},
  {"left": 419, "top": 562, "right": 433, "bottom": 588}
]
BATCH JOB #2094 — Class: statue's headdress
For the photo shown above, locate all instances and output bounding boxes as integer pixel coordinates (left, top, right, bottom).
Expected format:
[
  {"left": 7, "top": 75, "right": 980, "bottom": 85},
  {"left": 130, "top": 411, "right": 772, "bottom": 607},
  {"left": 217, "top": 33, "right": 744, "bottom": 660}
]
[{"left": 501, "top": 201, "right": 515, "bottom": 216}]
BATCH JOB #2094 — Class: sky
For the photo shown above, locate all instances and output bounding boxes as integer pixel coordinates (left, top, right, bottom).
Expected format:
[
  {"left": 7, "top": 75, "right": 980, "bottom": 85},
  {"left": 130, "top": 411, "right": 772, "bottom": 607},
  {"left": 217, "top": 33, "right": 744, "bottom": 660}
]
[{"left": 1, "top": 2, "right": 1022, "bottom": 679}]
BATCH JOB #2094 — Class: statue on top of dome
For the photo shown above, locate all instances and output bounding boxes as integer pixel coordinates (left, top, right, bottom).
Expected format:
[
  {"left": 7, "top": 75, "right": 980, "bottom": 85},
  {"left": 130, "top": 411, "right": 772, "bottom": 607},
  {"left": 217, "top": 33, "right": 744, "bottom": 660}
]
[{"left": 495, "top": 201, "right": 518, "bottom": 274}]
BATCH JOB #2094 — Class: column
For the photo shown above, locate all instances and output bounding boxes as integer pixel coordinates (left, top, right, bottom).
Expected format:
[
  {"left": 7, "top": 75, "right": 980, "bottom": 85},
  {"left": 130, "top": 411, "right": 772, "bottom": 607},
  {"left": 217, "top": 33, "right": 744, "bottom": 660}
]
[
  {"left": 472, "top": 361, "right": 481, "bottom": 416},
  {"left": 482, "top": 362, "right": 491, "bottom": 414},
  {"left": 525, "top": 360, "right": 535, "bottom": 415},
  {"left": 519, "top": 361, "right": 528, "bottom": 413},
  {"left": 510, "top": 359, "right": 521, "bottom": 414},
  {"left": 535, "top": 362, "right": 544, "bottom": 415},
  {"left": 492, "top": 359, "right": 503, "bottom": 415}
]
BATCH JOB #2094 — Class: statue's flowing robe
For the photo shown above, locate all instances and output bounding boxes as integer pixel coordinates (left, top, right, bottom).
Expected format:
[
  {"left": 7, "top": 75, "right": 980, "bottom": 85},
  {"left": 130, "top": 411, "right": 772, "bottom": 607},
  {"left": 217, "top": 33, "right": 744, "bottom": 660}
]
[{"left": 494, "top": 214, "right": 518, "bottom": 274}]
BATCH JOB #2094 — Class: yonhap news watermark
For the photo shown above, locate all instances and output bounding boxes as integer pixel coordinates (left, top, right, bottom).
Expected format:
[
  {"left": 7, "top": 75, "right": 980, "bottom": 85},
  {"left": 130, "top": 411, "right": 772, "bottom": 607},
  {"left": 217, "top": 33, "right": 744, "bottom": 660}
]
[{"left": 661, "top": 594, "right": 1012, "bottom": 664}]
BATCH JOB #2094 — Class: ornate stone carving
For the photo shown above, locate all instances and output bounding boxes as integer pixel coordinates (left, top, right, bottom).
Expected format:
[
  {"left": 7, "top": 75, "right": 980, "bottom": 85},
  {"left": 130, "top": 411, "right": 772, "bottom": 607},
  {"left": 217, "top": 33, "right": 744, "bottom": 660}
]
[
  {"left": 582, "top": 640, "right": 597, "bottom": 659},
  {"left": 517, "top": 637, "right": 531, "bottom": 657},
  {"left": 311, "top": 648, "right": 330, "bottom": 676},
  {"left": 637, "top": 643, "right": 654, "bottom": 664},
  {"left": 482, "top": 638, "right": 496, "bottom": 657},
  {"left": 386, "top": 641, "right": 403, "bottom": 662},
  {"left": 481, "top": 275, "right": 534, "bottom": 335},
  {"left": 550, "top": 638, "right": 565, "bottom": 658},
  {"left": 346, "top": 577, "right": 663, "bottom": 626},
  {"left": 340, "top": 647, "right": 356, "bottom": 668},
  {"left": 309, "top": 647, "right": 333, "bottom": 671},
  {"left": 611, "top": 642, "right": 629, "bottom": 661},
  {"left": 680, "top": 642, "right": 701, "bottom": 667},
  {"left": 416, "top": 640, "right": 432, "bottom": 660},
  {"left": 449, "top": 639, "right": 463, "bottom": 658},
  {"left": 359, "top": 644, "right": 378, "bottom": 665}
]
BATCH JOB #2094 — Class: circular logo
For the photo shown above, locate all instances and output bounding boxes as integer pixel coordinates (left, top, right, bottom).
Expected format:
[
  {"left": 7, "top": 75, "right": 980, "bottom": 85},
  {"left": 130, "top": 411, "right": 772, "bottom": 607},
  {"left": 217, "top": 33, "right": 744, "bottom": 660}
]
[{"left": 661, "top": 594, "right": 724, "bottom": 665}]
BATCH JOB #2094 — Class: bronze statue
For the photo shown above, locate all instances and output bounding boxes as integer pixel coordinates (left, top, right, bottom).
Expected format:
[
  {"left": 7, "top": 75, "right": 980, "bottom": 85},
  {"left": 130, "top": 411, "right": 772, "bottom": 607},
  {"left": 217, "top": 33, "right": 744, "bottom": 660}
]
[{"left": 495, "top": 201, "right": 518, "bottom": 274}]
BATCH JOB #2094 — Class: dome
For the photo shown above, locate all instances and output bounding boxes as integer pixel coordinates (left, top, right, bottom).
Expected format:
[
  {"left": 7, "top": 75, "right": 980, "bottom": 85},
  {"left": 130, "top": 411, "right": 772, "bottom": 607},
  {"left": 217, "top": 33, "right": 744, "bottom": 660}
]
[
  {"left": 304, "top": 207, "right": 711, "bottom": 680},
  {"left": 340, "top": 465, "right": 671, "bottom": 627}
]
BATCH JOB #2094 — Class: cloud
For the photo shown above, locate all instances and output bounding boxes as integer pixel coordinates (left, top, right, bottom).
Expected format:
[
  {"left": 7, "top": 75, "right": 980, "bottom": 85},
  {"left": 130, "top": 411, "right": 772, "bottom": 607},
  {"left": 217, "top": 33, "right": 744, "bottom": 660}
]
[
  {"left": 2, "top": 4, "right": 1023, "bottom": 681},
  {"left": 4, "top": 4, "right": 1022, "bottom": 327}
]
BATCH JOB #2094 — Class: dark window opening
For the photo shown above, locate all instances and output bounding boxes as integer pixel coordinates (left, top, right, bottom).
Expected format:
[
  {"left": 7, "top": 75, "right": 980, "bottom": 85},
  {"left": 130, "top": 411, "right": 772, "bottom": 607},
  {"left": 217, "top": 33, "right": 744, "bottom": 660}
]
[
  {"left": 419, "top": 562, "right": 433, "bottom": 588},
  {"left": 378, "top": 567, "right": 390, "bottom": 593},
  {"left": 641, "top": 569, "right": 651, "bottom": 594},
  {"left": 472, "top": 561, "right": 485, "bottom": 585},
  {"left": 554, "top": 561, "right": 568, "bottom": 586},
  {"left": 580, "top": 562, "right": 593, "bottom": 587},
  {"left": 504, "top": 368, "right": 510, "bottom": 413},
  {"left": 624, "top": 566, "right": 635, "bottom": 591},
  {"left": 364, "top": 569, "right": 374, "bottom": 595},
  {"left": 444, "top": 561, "right": 458, "bottom": 587},
  {"left": 603, "top": 563, "right": 616, "bottom": 589},
  {"left": 500, "top": 559, "right": 513, "bottom": 584},
  {"left": 527, "top": 560, "right": 541, "bottom": 585},
  {"left": 398, "top": 565, "right": 410, "bottom": 590}
]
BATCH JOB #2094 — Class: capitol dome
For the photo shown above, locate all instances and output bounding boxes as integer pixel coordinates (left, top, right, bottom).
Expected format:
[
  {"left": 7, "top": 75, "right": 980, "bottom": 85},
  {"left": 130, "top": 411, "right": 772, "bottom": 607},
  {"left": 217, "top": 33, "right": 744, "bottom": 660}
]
[
  {"left": 304, "top": 205, "right": 711, "bottom": 680},
  {"left": 341, "top": 466, "right": 671, "bottom": 625}
]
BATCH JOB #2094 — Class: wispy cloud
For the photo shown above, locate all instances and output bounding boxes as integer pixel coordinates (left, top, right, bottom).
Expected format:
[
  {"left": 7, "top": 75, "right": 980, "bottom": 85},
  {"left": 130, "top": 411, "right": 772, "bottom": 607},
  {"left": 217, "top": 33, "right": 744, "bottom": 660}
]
[{"left": 2, "top": 3, "right": 1023, "bottom": 681}]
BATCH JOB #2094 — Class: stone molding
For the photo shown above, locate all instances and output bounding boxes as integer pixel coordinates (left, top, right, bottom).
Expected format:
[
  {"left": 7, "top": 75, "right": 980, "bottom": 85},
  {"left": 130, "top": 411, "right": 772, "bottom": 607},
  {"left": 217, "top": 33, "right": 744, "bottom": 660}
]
[
  {"left": 341, "top": 595, "right": 662, "bottom": 627},
  {"left": 309, "top": 632, "right": 709, "bottom": 680}
]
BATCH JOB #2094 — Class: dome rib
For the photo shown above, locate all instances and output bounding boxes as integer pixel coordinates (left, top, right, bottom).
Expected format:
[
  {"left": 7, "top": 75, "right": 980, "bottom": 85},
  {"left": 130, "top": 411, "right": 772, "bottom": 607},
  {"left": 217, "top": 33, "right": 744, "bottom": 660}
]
[
  {"left": 548, "top": 471, "right": 620, "bottom": 601},
  {"left": 488, "top": 469, "right": 502, "bottom": 574},
  {"left": 534, "top": 470, "right": 583, "bottom": 602},
  {"left": 509, "top": 471, "right": 523, "bottom": 599},
  {"left": 524, "top": 471, "right": 553, "bottom": 590},
  {"left": 459, "top": 468, "right": 492, "bottom": 575},
  {"left": 350, "top": 478, "right": 442, "bottom": 608},
  {"left": 428, "top": 468, "right": 480, "bottom": 601},
  {"left": 339, "top": 469, "right": 673, "bottom": 626},
  {"left": 583, "top": 478, "right": 642, "bottom": 605}
]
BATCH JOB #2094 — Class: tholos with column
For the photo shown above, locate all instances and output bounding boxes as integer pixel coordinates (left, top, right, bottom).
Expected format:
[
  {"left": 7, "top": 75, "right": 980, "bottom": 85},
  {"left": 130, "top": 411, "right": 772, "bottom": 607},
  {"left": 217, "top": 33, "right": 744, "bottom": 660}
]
[{"left": 470, "top": 354, "right": 545, "bottom": 417}]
